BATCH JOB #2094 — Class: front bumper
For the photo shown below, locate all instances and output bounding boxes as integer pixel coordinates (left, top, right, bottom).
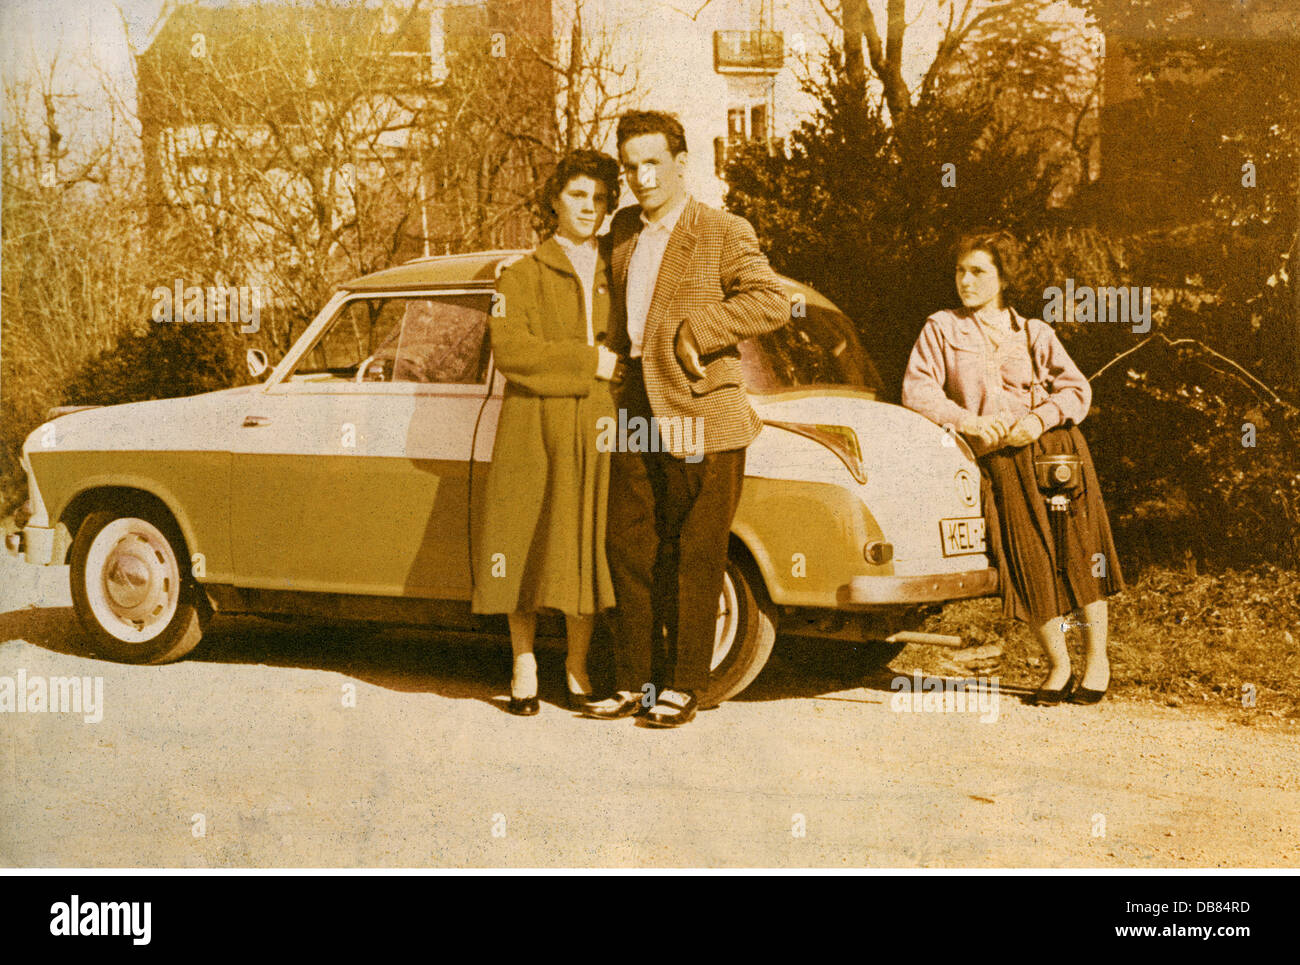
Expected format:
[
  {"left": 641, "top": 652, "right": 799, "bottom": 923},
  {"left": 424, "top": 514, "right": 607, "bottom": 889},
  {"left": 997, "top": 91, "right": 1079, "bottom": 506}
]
[
  {"left": 838, "top": 567, "right": 998, "bottom": 607},
  {"left": 8, "top": 525, "right": 57, "bottom": 566}
]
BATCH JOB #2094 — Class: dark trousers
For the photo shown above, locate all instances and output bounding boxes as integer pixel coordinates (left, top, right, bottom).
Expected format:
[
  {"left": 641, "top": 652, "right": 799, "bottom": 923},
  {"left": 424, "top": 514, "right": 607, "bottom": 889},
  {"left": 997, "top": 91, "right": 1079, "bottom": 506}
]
[{"left": 606, "top": 378, "right": 745, "bottom": 695}]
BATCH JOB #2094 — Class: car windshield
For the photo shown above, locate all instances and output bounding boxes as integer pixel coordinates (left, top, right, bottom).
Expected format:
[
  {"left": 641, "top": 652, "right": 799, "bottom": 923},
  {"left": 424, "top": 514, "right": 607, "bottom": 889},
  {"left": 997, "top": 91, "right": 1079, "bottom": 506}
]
[{"left": 739, "top": 304, "right": 881, "bottom": 394}]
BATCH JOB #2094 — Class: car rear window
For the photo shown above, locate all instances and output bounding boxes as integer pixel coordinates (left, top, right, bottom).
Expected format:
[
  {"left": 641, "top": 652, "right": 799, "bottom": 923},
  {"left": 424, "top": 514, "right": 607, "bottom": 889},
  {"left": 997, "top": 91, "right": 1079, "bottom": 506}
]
[{"left": 739, "top": 306, "right": 881, "bottom": 394}]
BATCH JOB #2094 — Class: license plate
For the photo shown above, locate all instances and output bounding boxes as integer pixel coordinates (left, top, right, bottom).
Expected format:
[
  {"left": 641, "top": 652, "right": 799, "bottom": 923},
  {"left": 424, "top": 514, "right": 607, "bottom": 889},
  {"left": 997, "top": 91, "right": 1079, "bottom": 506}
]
[{"left": 940, "top": 516, "right": 986, "bottom": 557}]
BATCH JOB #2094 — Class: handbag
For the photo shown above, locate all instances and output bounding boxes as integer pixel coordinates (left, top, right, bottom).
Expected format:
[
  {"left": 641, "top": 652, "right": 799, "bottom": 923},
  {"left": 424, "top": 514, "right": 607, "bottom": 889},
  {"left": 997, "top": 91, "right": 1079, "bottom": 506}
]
[{"left": 1026, "top": 319, "right": 1084, "bottom": 496}]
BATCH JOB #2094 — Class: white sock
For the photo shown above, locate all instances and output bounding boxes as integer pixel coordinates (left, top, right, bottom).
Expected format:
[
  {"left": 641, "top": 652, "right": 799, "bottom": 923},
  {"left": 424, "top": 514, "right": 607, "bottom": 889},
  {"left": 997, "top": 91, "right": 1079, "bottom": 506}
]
[
  {"left": 565, "top": 661, "right": 592, "bottom": 695},
  {"left": 511, "top": 653, "right": 537, "bottom": 699}
]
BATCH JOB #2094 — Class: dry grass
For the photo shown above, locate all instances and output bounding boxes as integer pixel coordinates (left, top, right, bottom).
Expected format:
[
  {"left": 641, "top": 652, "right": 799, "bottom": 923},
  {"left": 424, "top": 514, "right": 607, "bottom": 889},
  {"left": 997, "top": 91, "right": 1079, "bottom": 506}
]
[{"left": 917, "top": 564, "right": 1300, "bottom": 720}]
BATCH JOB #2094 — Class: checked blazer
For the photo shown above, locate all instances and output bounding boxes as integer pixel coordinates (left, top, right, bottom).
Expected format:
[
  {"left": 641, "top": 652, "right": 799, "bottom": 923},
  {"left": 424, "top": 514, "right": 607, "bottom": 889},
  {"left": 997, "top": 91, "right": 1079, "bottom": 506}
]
[{"left": 607, "top": 197, "right": 790, "bottom": 456}]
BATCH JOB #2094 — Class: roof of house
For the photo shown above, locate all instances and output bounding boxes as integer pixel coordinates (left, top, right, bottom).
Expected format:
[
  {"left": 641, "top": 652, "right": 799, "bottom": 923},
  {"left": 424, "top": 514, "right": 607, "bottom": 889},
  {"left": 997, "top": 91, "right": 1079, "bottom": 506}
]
[{"left": 140, "top": 0, "right": 433, "bottom": 59}]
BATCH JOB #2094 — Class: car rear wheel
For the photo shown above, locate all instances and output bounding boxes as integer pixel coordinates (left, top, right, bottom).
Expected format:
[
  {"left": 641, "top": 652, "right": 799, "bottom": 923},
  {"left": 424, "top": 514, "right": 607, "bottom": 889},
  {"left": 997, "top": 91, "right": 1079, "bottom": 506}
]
[
  {"left": 701, "top": 556, "right": 777, "bottom": 706},
  {"left": 70, "top": 510, "right": 209, "bottom": 664}
]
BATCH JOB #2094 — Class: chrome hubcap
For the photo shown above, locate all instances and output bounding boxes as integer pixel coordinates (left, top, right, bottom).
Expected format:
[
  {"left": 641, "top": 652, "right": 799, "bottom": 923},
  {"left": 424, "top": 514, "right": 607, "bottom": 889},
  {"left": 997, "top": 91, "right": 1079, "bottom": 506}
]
[
  {"left": 105, "top": 550, "right": 153, "bottom": 610},
  {"left": 85, "top": 519, "right": 180, "bottom": 643},
  {"left": 102, "top": 536, "right": 169, "bottom": 619}
]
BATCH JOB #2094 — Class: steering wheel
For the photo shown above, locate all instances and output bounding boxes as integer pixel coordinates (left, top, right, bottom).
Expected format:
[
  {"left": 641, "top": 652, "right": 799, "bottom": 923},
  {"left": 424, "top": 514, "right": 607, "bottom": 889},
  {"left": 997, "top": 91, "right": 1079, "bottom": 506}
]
[{"left": 355, "top": 353, "right": 382, "bottom": 384}]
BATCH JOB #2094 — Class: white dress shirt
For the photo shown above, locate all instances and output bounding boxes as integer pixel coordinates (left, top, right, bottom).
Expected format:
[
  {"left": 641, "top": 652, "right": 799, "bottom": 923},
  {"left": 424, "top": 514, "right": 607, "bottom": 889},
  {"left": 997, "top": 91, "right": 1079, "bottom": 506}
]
[
  {"left": 554, "top": 233, "right": 599, "bottom": 346},
  {"left": 625, "top": 196, "right": 689, "bottom": 358}
]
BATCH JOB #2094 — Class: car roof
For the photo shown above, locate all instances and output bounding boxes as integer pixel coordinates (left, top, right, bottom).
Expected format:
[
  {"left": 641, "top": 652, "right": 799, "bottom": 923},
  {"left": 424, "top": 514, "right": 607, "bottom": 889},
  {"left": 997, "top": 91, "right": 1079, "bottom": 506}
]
[
  {"left": 343, "top": 250, "right": 523, "bottom": 290},
  {"left": 341, "top": 249, "right": 847, "bottom": 316}
]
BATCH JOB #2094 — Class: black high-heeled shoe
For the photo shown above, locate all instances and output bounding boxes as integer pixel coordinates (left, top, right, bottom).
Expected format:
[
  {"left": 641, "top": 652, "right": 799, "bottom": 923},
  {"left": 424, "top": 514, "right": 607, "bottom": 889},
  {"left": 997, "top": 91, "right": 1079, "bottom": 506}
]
[
  {"left": 1070, "top": 678, "right": 1108, "bottom": 704},
  {"left": 1030, "top": 673, "right": 1075, "bottom": 706}
]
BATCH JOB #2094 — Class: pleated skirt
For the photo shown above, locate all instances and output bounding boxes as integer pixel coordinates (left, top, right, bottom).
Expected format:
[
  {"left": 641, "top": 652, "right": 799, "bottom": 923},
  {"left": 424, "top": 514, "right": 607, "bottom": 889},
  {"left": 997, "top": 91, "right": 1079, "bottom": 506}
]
[{"left": 979, "top": 425, "right": 1125, "bottom": 624}]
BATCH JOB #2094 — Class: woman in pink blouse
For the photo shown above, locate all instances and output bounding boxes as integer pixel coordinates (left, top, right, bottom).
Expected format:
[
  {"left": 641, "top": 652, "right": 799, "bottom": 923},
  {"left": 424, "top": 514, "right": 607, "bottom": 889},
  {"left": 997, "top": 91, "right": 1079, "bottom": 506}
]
[{"left": 902, "top": 230, "right": 1124, "bottom": 705}]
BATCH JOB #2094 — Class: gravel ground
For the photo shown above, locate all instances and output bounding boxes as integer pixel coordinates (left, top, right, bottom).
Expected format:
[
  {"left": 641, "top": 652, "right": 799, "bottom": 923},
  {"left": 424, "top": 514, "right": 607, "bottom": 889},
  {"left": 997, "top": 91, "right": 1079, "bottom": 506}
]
[{"left": 1, "top": 554, "right": 1296, "bottom": 867}]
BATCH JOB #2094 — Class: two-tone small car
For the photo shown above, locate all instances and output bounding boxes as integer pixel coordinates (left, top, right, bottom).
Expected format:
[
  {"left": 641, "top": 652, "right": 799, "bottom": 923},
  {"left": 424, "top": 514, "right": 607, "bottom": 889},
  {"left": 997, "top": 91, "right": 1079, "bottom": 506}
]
[{"left": 9, "top": 250, "right": 997, "bottom": 704}]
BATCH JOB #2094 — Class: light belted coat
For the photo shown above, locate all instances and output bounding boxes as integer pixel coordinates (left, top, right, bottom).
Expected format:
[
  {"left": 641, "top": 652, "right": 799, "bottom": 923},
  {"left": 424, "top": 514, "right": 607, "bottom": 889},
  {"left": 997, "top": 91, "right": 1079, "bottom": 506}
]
[{"left": 470, "top": 236, "right": 618, "bottom": 616}]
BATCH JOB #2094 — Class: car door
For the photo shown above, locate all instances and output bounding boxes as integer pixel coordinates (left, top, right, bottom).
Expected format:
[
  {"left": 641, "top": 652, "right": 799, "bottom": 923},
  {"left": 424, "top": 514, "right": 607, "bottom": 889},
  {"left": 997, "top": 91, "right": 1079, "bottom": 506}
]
[{"left": 228, "top": 290, "right": 495, "bottom": 600}]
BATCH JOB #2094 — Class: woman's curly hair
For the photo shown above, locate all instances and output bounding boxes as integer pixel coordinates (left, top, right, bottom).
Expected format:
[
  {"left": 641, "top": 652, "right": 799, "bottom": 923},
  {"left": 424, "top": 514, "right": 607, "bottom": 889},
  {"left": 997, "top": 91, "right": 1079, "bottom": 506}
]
[{"left": 536, "top": 150, "right": 621, "bottom": 237}]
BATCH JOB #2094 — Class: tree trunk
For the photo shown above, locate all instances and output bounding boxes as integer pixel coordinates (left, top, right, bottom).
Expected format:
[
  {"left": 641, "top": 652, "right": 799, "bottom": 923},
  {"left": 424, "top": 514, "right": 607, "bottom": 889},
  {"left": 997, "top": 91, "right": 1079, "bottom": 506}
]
[
  {"left": 1292, "top": 164, "right": 1300, "bottom": 389},
  {"left": 564, "top": 20, "right": 580, "bottom": 155},
  {"left": 853, "top": 0, "right": 911, "bottom": 121},
  {"left": 842, "top": 0, "right": 866, "bottom": 89}
]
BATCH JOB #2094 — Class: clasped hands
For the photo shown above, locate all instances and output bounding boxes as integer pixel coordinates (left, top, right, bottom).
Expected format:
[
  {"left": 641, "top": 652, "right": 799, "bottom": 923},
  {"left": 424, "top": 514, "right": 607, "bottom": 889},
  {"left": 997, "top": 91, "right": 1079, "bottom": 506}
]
[{"left": 958, "top": 411, "right": 1044, "bottom": 450}]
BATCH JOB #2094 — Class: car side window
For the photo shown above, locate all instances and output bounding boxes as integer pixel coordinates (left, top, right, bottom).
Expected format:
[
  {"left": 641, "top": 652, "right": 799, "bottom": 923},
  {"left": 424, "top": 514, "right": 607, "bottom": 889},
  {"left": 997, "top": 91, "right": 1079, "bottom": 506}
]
[
  {"left": 296, "top": 299, "right": 402, "bottom": 378},
  {"left": 387, "top": 295, "right": 491, "bottom": 385},
  {"left": 740, "top": 306, "right": 881, "bottom": 394},
  {"left": 291, "top": 294, "right": 491, "bottom": 385}
]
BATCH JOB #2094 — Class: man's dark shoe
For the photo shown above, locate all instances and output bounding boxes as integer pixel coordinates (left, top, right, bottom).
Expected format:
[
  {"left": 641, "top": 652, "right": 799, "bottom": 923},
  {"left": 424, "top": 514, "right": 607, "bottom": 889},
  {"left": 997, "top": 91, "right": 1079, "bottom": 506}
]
[
  {"left": 581, "top": 691, "right": 645, "bottom": 720},
  {"left": 505, "top": 695, "right": 540, "bottom": 716},
  {"left": 567, "top": 689, "right": 598, "bottom": 711},
  {"left": 643, "top": 689, "right": 697, "bottom": 728}
]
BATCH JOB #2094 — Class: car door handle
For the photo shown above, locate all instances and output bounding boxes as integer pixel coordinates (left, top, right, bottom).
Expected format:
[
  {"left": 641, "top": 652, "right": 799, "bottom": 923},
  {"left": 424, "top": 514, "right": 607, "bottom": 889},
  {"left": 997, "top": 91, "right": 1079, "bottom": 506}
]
[{"left": 242, "top": 415, "right": 270, "bottom": 428}]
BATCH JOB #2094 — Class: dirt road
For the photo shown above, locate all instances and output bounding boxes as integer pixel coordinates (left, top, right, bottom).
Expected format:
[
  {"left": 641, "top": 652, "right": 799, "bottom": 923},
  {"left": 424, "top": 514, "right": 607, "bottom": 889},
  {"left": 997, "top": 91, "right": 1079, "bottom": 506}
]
[{"left": 2, "top": 554, "right": 1296, "bottom": 867}]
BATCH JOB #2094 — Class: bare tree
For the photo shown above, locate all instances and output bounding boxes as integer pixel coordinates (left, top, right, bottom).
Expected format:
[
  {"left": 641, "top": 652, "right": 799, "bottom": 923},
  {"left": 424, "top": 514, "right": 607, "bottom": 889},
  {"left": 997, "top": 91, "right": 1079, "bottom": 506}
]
[
  {"left": 134, "top": 0, "right": 460, "bottom": 349},
  {"left": 815, "top": 1, "right": 1099, "bottom": 196},
  {"left": 131, "top": 0, "right": 638, "bottom": 351},
  {"left": 1, "top": 56, "right": 154, "bottom": 500},
  {"left": 548, "top": 0, "right": 638, "bottom": 155}
]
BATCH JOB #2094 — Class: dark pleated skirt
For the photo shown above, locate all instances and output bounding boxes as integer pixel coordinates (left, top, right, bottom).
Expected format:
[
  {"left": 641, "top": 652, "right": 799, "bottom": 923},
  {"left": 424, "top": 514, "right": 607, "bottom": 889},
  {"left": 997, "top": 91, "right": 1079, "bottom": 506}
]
[{"left": 979, "top": 425, "right": 1125, "bottom": 624}]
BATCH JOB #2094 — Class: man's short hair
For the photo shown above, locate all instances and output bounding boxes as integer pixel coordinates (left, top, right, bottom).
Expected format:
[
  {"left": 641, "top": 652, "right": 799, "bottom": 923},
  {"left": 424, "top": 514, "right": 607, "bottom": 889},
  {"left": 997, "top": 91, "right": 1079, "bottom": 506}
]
[{"left": 616, "top": 111, "right": 688, "bottom": 156}]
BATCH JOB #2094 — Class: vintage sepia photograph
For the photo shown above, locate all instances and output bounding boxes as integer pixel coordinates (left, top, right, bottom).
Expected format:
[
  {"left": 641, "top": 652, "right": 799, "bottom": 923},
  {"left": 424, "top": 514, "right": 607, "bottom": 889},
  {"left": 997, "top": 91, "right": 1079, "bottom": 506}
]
[{"left": 0, "top": 0, "right": 1296, "bottom": 876}]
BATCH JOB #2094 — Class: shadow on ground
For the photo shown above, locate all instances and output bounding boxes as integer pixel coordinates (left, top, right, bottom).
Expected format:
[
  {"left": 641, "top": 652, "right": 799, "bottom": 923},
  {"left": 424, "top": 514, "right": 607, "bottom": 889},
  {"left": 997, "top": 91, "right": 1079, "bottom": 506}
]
[{"left": 0, "top": 604, "right": 1033, "bottom": 709}]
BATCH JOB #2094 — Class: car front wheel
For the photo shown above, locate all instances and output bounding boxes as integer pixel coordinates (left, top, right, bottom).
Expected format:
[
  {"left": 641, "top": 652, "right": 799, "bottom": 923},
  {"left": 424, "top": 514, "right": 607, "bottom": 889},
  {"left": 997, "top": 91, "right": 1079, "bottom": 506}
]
[
  {"left": 702, "top": 556, "right": 777, "bottom": 706},
  {"left": 70, "top": 510, "right": 209, "bottom": 664}
]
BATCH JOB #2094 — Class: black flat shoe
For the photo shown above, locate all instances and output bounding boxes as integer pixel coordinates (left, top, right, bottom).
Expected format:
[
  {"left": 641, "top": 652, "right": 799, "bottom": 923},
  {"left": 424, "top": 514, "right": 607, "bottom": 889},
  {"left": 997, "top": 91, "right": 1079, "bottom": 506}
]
[
  {"left": 581, "top": 691, "right": 645, "bottom": 720},
  {"left": 1030, "top": 673, "right": 1075, "bottom": 707},
  {"left": 643, "top": 689, "right": 697, "bottom": 728},
  {"left": 1070, "top": 682, "right": 1108, "bottom": 705},
  {"left": 567, "top": 689, "right": 598, "bottom": 711},
  {"left": 505, "top": 694, "right": 540, "bottom": 716}
]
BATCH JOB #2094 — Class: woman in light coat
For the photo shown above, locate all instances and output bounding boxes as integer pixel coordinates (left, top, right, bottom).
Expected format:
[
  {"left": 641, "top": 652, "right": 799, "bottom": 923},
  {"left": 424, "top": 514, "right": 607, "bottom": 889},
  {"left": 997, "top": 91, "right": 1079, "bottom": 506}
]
[{"left": 471, "top": 151, "right": 623, "bottom": 715}]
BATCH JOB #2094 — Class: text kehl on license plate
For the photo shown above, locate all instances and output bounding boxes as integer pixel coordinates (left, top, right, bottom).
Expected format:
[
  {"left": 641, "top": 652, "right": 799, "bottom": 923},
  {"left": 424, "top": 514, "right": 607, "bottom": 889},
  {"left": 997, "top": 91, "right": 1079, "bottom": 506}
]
[{"left": 940, "top": 516, "right": 986, "bottom": 556}]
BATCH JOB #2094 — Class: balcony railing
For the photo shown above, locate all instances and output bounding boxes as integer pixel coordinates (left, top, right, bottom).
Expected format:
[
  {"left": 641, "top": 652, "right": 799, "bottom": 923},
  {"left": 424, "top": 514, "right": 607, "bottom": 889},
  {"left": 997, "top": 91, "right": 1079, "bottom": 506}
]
[{"left": 713, "top": 30, "right": 784, "bottom": 74}]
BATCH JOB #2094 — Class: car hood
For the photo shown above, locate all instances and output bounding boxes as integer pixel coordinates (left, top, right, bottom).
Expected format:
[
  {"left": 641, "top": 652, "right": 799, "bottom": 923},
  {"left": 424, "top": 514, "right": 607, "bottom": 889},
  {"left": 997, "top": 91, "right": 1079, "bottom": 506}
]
[{"left": 25, "top": 384, "right": 262, "bottom": 455}]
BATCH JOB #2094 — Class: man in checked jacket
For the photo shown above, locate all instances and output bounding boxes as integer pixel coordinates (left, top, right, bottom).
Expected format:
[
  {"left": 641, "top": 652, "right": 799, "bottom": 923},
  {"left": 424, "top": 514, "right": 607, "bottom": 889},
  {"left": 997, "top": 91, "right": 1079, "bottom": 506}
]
[{"left": 582, "top": 111, "right": 790, "bottom": 728}]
